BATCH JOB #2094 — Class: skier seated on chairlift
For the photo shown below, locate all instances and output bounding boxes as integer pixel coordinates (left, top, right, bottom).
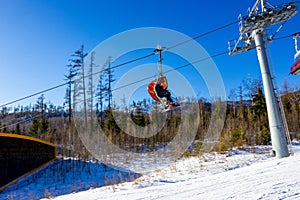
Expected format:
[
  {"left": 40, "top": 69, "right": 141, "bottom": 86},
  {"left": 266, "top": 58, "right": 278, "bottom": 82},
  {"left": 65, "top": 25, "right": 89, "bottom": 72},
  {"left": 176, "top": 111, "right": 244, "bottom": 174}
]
[
  {"left": 147, "top": 45, "right": 180, "bottom": 110},
  {"left": 155, "top": 79, "right": 172, "bottom": 102},
  {"left": 147, "top": 76, "right": 180, "bottom": 110},
  {"left": 290, "top": 32, "right": 300, "bottom": 75}
]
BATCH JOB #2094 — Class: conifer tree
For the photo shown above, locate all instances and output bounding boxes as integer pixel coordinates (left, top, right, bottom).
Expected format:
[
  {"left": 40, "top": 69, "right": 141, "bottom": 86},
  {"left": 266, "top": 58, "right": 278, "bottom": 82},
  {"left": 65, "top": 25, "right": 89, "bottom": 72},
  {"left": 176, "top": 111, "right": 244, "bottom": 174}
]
[{"left": 252, "top": 86, "right": 267, "bottom": 120}]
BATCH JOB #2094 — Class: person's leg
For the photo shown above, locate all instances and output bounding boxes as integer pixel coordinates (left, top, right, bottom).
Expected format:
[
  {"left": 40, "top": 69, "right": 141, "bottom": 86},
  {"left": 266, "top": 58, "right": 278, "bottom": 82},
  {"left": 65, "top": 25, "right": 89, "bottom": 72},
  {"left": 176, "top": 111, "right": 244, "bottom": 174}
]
[{"left": 164, "top": 90, "right": 173, "bottom": 102}]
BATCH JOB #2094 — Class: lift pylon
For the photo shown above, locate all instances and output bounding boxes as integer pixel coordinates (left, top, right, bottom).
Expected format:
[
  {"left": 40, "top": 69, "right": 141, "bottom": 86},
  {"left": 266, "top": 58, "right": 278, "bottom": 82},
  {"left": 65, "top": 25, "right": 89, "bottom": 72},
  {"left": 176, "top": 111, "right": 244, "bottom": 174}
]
[{"left": 228, "top": 0, "right": 298, "bottom": 158}]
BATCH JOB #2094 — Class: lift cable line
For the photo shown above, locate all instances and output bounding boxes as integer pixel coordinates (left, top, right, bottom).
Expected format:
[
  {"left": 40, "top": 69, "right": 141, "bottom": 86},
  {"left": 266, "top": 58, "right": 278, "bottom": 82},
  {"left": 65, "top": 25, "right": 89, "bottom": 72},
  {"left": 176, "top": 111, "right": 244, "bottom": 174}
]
[
  {"left": 1, "top": 32, "right": 298, "bottom": 130},
  {"left": 0, "top": 20, "right": 239, "bottom": 109},
  {"left": 0, "top": 53, "right": 155, "bottom": 109},
  {"left": 166, "top": 20, "right": 239, "bottom": 51},
  {"left": 0, "top": 111, "right": 46, "bottom": 132},
  {"left": 112, "top": 51, "right": 229, "bottom": 92},
  {"left": 110, "top": 52, "right": 155, "bottom": 71},
  {"left": 0, "top": 11, "right": 297, "bottom": 109},
  {"left": 272, "top": 34, "right": 294, "bottom": 41},
  {"left": 0, "top": 54, "right": 157, "bottom": 109},
  {"left": 81, "top": 20, "right": 240, "bottom": 78},
  {"left": 0, "top": 82, "right": 71, "bottom": 108},
  {"left": 0, "top": 31, "right": 296, "bottom": 109},
  {"left": 0, "top": 50, "right": 230, "bottom": 131},
  {"left": 0, "top": 20, "right": 241, "bottom": 129}
]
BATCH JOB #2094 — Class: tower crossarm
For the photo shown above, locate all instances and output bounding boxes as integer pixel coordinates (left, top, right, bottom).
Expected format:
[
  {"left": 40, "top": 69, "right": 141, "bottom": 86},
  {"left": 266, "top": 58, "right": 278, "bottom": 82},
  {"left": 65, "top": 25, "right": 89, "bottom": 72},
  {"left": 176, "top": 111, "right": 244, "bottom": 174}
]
[
  {"left": 229, "top": 1, "right": 298, "bottom": 55},
  {"left": 239, "top": 2, "right": 297, "bottom": 34}
]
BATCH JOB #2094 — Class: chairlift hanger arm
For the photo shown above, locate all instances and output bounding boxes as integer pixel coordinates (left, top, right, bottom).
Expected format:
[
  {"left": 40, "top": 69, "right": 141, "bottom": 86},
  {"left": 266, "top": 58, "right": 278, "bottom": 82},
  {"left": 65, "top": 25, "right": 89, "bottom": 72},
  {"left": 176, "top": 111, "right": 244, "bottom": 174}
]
[
  {"left": 154, "top": 45, "right": 167, "bottom": 77},
  {"left": 293, "top": 32, "right": 300, "bottom": 53}
]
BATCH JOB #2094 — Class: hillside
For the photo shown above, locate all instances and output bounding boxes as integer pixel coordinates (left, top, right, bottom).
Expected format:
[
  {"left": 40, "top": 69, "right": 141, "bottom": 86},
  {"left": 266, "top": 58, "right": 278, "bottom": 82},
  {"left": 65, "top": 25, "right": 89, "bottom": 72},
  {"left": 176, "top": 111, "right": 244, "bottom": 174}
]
[{"left": 49, "top": 143, "right": 300, "bottom": 200}]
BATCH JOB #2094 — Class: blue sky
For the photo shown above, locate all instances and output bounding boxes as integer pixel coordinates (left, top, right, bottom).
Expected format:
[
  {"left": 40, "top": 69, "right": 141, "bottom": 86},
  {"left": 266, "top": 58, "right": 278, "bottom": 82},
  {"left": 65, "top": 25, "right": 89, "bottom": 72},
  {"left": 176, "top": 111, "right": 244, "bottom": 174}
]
[{"left": 0, "top": 0, "right": 300, "bottom": 108}]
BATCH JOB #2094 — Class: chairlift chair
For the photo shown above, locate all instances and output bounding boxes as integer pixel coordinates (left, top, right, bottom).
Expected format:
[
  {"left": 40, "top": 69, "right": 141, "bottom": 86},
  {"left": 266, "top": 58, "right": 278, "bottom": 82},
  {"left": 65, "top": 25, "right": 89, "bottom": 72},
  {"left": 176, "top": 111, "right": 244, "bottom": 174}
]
[
  {"left": 147, "top": 45, "right": 169, "bottom": 107},
  {"left": 290, "top": 59, "right": 300, "bottom": 75},
  {"left": 290, "top": 32, "right": 300, "bottom": 75},
  {"left": 147, "top": 75, "right": 168, "bottom": 102}
]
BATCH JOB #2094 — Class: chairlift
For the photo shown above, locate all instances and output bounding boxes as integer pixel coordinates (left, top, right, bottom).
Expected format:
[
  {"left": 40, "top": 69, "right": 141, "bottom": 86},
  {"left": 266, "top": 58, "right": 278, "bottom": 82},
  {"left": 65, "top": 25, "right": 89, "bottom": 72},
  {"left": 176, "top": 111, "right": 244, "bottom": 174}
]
[
  {"left": 290, "top": 59, "right": 300, "bottom": 75},
  {"left": 147, "top": 45, "right": 169, "bottom": 105},
  {"left": 290, "top": 32, "right": 300, "bottom": 75},
  {"left": 147, "top": 45, "right": 180, "bottom": 111}
]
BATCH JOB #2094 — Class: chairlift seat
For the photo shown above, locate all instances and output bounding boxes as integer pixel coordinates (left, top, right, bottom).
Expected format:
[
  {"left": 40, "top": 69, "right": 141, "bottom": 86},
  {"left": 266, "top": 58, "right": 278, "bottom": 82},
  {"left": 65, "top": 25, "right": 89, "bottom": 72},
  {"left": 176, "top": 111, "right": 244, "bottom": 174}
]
[
  {"left": 147, "top": 76, "right": 168, "bottom": 101},
  {"left": 290, "top": 59, "right": 300, "bottom": 75}
]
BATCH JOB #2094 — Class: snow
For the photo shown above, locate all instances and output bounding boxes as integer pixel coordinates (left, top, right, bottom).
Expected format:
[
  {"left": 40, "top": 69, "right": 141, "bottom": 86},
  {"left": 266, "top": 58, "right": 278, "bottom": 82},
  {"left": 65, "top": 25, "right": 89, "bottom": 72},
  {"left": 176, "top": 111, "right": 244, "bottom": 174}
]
[
  {"left": 2, "top": 143, "right": 300, "bottom": 200},
  {"left": 0, "top": 159, "right": 139, "bottom": 200},
  {"left": 55, "top": 143, "right": 300, "bottom": 200}
]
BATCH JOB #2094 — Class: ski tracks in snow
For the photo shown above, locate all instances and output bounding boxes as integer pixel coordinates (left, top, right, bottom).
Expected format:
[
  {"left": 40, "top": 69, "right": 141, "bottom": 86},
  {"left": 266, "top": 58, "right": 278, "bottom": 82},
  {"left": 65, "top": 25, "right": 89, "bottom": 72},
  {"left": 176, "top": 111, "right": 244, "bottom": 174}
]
[{"left": 53, "top": 146, "right": 300, "bottom": 200}]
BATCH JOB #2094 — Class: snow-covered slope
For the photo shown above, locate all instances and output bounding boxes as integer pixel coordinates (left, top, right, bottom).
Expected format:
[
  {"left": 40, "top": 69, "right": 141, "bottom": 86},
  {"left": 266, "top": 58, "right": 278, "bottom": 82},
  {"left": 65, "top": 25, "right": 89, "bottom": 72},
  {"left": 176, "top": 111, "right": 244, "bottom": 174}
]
[
  {"left": 53, "top": 144, "right": 300, "bottom": 200},
  {"left": 2, "top": 144, "right": 299, "bottom": 200},
  {"left": 0, "top": 159, "right": 139, "bottom": 200}
]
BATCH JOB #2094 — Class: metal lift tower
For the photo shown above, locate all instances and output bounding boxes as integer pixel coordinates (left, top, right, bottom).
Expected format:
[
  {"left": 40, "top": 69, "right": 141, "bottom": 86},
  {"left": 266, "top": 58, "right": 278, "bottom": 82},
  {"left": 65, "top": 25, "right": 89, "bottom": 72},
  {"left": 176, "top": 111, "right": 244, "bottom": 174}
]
[{"left": 228, "top": 0, "right": 298, "bottom": 158}]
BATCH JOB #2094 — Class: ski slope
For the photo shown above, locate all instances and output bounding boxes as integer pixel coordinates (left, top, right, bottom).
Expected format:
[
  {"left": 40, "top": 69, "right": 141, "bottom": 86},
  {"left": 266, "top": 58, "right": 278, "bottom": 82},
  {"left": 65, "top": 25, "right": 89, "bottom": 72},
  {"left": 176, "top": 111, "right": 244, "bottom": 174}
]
[{"left": 52, "top": 143, "right": 300, "bottom": 200}]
